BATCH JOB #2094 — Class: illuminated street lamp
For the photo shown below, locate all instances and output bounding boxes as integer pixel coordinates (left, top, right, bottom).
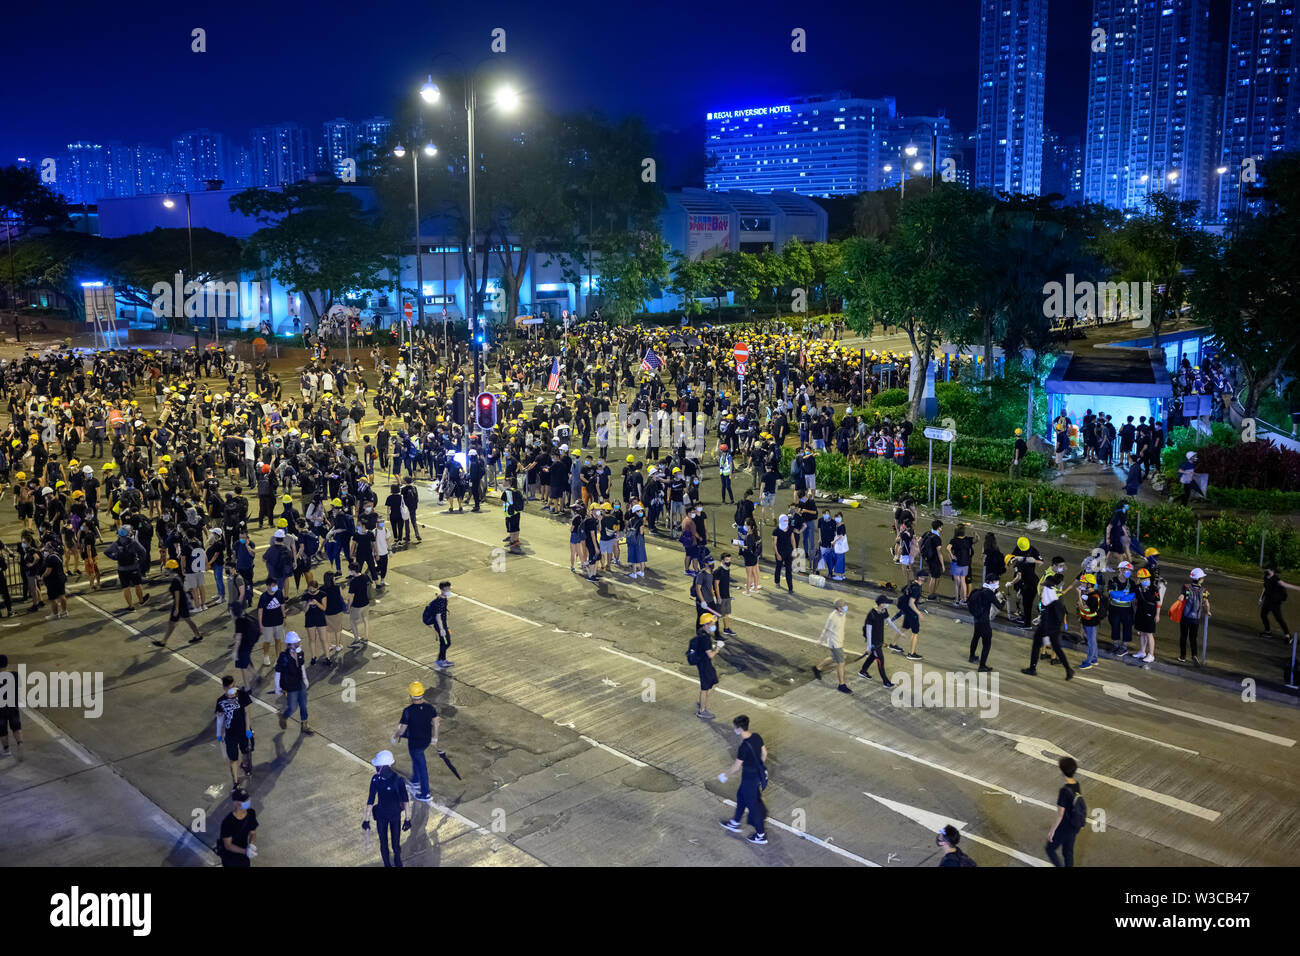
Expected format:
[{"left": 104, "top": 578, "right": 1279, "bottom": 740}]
[{"left": 162, "top": 185, "right": 201, "bottom": 349}]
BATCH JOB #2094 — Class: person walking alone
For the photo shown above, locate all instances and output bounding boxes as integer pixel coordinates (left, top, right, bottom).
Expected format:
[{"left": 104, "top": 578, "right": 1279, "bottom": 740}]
[
  {"left": 718, "top": 714, "right": 768, "bottom": 846},
  {"left": 391, "top": 681, "right": 438, "bottom": 804}
]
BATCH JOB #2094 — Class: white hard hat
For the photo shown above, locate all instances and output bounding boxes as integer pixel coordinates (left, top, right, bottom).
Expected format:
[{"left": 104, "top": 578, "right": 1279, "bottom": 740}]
[
  {"left": 1190, "top": 568, "right": 1206, "bottom": 580},
  {"left": 82, "top": 466, "right": 93, "bottom": 476},
  {"left": 371, "top": 750, "right": 395, "bottom": 767},
  {"left": 285, "top": 631, "right": 300, "bottom": 644},
  {"left": 1186, "top": 451, "right": 1196, "bottom": 460}
]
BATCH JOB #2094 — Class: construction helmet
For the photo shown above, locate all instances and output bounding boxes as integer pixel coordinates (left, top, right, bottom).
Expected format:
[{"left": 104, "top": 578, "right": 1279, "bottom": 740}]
[
  {"left": 1136, "top": 568, "right": 1151, "bottom": 579},
  {"left": 1144, "top": 547, "right": 1159, "bottom": 557},
  {"left": 699, "top": 613, "right": 717, "bottom": 626},
  {"left": 371, "top": 750, "right": 395, "bottom": 767},
  {"left": 1081, "top": 573, "right": 1097, "bottom": 587},
  {"left": 1016, "top": 537, "right": 1030, "bottom": 551},
  {"left": 282, "top": 494, "right": 293, "bottom": 503},
  {"left": 408, "top": 681, "right": 425, "bottom": 698}
]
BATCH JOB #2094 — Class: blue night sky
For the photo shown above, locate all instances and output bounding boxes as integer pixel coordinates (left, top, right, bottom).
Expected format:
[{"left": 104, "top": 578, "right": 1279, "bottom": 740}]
[{"left": 2, "top": 0, "right": 1223, "bottom": 172}]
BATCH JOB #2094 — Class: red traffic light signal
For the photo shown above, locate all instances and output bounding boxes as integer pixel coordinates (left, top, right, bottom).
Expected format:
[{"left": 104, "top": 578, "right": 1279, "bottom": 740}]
[{"left": 475, "top": 392, "right": 497, "bottom": 430}]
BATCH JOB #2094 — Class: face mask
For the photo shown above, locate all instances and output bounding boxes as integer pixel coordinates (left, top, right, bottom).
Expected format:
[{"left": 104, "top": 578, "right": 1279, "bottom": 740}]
[
  {"left": 225, "top": 687, "right": 237, "bottom": 696},
  {"left": 706, "top": 625, "right": 716, "bottom": 634},
  {"left": 835, "top": 517, "right": 843, "bottom": 524},
  {"left": 441, "top": 589, "right": 451, "bottom": 598},
  {"left": 733, "top": 727, "right": 742, "bottom": 737},
  {"left": 240, "top": 800, "right": 252, "bottom": 810}
]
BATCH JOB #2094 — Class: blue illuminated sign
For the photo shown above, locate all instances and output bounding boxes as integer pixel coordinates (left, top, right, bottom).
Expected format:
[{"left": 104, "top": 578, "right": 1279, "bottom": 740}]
[
  {"left": 80, "top": 281, "right": 105, "bottom": 288},
  {"left": 707, "top": 105, "right": 793, "bottom": 121}
]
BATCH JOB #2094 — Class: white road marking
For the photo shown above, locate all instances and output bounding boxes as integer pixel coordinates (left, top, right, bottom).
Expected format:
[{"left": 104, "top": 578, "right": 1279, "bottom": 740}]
[
  {"left": 21, "top": 707, "right": 95, "bottom": 765},
  {"left": 988, "top": 687, "right": 1198, "bottom": 755},
  {"left": 986, "top": 730, "right": 1222, "bottom": 821},
  {"left": 598, "top": 646, "right": 768, "bottom": 707},
  {"left": 1076, "top": 676, "right": 1296, "bottom": 747},
  {"left": 852, "top": 735, "right": 1057, "bottom": 811},
  {"left": 721, "top": 799, "right": 879, "bottom": 866},
  {"left": 443, "top": 589, "right": 543, "bottom": 627},
  {"left": 579, "top": 735, "right": 648, "bottom": 768},
  {"left": 864, "top": 792, "right": 1049, "bottom": 867},
  {"left": 151, "top": 812, "right": 219, "bottom": 866}
]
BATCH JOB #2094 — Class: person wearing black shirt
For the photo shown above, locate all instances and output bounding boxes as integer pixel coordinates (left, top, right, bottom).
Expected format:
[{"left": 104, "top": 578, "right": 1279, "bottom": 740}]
[
  {"left": 274, "top": 632, "right": 313, "bottom": 734},
  {"left": 937, "top": 825, "right": 976, "bottom": 866},
  {"left": 946, "top": 523, "right": 975, "bottom": 606},
  {"left": 1022, "top": 576, "right": 1072, "bottom": 679},
  {"left": 772, "top": 514, "right": 796, "bottom": 593},
  {"left": 364, "top": 749, "right": 410, "bottom": 867},
  {"left": 428, "top": 581, "right": 453, "bottom": 669},
  {"left": 392, "top": 682, "right": 439, "bottom": 803},
  {"left": 503, "top": 485, "right": 524, "bottom": 554},
  {"left": 215, "top": 675, "right": 254, "bottom": 786},
  {"left": 692, "top": 616, "right": 722, "bottom": 719},
  {"left": 231, "top": 602, "right": 259, "bottom": 690},
  {"left": 347, "top": 565, "right": 371, "bottom": 644},
  {"left": 1046, "top": 757, "right": 1083, "bottom": 867},
  {"left": 718, "top": 714, "right": 767, "bottom": 845},
  {"left": 219, "top": 788, "right": 258, "bottom": 867},
  {"left": 154, "top": 559, "right": 202, "bottom": 648},
  {"left": 714, "top": 554, "right": 735, "bottom": 635},
  {"left": 965, "top": 580, "right": 1004, "bottom": 672},
  {"left": 0, "top": 654, "right": 22, "bottom": 758},
  {"left": 857, "top": 595, "right": 896, "bottom": 686}
]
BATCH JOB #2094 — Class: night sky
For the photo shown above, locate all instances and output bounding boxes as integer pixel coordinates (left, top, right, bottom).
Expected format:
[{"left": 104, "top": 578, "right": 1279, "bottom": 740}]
[{"left": 5, "top": 0, "right": 1224, "bottom": 183}]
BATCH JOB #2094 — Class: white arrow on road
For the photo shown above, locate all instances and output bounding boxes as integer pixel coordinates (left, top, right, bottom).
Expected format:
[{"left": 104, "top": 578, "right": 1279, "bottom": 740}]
[
  {"left": 1075, "top": 676, "right": 1295, "bottom": 748},
  {"left": 864, "top": 792, "right": 1049, "bottom": 866},
  {"left": 985, "top": 730, "right": 1221, "bottom": 821}
]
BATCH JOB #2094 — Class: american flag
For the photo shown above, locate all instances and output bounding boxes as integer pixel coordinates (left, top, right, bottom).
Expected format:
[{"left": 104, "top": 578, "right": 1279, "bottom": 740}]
[
  {"left": 641, "top": 349, "right": 662, "bottom": 373},
  {"left": 546, "top": 356, "right": 561, "bottom": 391}
]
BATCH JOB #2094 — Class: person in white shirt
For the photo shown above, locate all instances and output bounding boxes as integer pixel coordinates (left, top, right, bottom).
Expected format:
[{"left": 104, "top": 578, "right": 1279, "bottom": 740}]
[
  {"left": 374, "top": 517, "right": 392, "bottom": 588},
  {"left": 812, "top": 599, "right": 852, "bottom": 694}
]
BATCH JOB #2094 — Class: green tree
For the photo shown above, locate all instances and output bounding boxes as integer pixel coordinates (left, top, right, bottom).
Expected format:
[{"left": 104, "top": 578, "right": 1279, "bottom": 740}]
[
  {"left": 229, "top": 183, "right": 397, "bottom": 326},
  {"left": 594, "top": 230, "right": 670, "bottom": 323},
  {"left": 722, "top": 251, "right": 764, "bottom": 314},
  {"left": 668, "top": 252, "right": 710, "bottom": 316},
  {"left": 806, "top": 240, "right": 840, "bottom": 309},
  {"left": 1188, "top": 153, "right": 1300, "bottom": 418}
]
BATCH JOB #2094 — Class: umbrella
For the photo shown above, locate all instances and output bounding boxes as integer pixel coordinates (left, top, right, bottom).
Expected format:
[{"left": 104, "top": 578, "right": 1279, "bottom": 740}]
[{"left": 437, "top": 749, "right": 463, "bottom": 780}]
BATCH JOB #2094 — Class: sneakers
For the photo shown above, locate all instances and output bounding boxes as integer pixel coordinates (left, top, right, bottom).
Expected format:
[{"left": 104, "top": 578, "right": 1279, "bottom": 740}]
[
  {"left": 1021, "top": 667, "right": 1037, "bottom": 676},
  {"left": 888, "top": 644, "right": 904, "bottom": 655},
  {"left": 857, "top": 669, "right": 872, "bottom": 680},
  {"left": 1143, "top": 653, "right": 1155, "bottom": 663},
  {"left": 1078, "top": 660, "right": 1095, "bottom": 670},
  {"left": 435, "top": 660, "right": 454, "bottom": 669},
  {"left": 1178, "top": 657, "right": 1187, "bottom": 663},
  {"left": 967, "top": 655, "right": 978, "bottom": 664},
  {"left": 747, "top": 832, "right": 768, "bottom": 845},
  {"left": 837, "top": 683, "right": 852, "bottom": 694},
  {"left": 1064, "top": 670, "right": 1074, "bottom": 681},
  {"left": 723, "top": 628, "right": 736, "bottom": 636},
  {"left": 977, "top": 665, "right": 993, "bottom": 674},
  {"left": 720, "top": 820, "right": 742, "bottom": 833},
  {"left": 1191, "top": 655, "right": 1201, "bottom": 667},
  {"left": 881, "top": 679, "right": 896, "bottom": 688},
  {"left": 905, "top": 651, "right": 922, "bottom": 661},
  {"left": 697, "top": 709, "right": 715, "bottom": 720}
]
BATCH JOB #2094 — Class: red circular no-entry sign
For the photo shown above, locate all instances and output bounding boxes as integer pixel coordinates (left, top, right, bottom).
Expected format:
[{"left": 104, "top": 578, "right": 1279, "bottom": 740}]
[{"left": 733, "top": 342, "right": 750, "bottom": 364}]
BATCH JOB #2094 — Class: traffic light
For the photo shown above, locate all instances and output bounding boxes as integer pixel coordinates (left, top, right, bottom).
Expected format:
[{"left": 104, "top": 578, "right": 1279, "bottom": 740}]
[{"left": 475, "top": 392, "right": 497, "bottom": 430}]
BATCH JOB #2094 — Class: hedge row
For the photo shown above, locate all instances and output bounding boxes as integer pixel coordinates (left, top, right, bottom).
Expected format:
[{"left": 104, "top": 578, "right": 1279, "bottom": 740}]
[{"left": 785, "top": 450, "right": 1300, "bottom": 570}]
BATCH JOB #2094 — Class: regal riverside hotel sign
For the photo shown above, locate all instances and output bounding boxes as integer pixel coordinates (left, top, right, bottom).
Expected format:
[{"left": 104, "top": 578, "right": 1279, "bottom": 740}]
[{"left": 707, "top": 105, "right": 793, "bottom": 120}]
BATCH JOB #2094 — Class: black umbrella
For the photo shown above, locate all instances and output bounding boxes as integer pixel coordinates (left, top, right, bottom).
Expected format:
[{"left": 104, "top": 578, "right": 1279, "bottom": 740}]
[{"left": 437, "top": 749, "right": 463, "bottom": 780}]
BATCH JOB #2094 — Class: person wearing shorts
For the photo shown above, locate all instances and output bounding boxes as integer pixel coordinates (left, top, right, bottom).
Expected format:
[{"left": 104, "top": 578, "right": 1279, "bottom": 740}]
[
  {"left": 947, "top": 523, "right": 974, "bottom": 607},
  {"left": 0, "top": 654, "right": 22, "bottom": 759},
  {"left": 347, "top": 565, "right": 371, "bottom": 645},
  {"left": 893, "top": 577, "right": 926, "bottom": 659},
  {"left": 215, "top": 675, "right": 254, "bottom": 787},
  {"left": 257, "top": 579, "right": 287, "bottom": 666},
  {"left": 692, "top": 615, "right": 721, "bottom": 720},
  {"left": 812, "top": 600, "right": 851, "bottom": 693}
]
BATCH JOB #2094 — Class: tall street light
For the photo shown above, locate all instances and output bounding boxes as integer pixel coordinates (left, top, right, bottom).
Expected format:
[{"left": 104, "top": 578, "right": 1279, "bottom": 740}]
[
  {"left": 162, "top": 187, "right": 200, "bottom": 351},
  {"left": 419, "top": 66, "right": 519, "bottom": 448},
  {"left": 393, "top": 140, "right": 437, "bottom": 357}
]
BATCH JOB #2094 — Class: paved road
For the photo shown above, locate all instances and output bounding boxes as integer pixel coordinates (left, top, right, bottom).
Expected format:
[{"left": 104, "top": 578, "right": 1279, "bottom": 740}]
[{"left": 2, "top": 478, "right": 1298, "bottom": 867}]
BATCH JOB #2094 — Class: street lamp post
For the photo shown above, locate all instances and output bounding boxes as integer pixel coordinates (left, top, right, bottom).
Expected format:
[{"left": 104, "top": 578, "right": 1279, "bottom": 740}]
[
  {"left": 420, "top": 66, "right": 518, "bottom": 450},
  {"left": 163, "top": 188, "right": 199, "bottom": 351},
  {"left": 393, "top": 141, "right": 437, "bottom": 364}
]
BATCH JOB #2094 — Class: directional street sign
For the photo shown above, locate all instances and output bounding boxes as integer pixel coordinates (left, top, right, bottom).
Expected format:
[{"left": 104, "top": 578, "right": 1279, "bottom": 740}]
[{"left": 923, "top": 426, "right": 955, "bottom": 442}]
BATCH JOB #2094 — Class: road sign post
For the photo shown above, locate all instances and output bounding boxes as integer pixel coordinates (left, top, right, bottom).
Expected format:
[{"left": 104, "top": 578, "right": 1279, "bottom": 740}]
[{"left": 922, "top": 426, "right": 955, "bottom": 511}]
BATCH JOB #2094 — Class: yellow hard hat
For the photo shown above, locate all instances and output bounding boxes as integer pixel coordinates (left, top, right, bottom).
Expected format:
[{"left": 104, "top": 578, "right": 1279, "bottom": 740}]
[
  {"left": 276, "top": 518, "right": 288, "bottom": 528},
  {"left": 103, "top": 462, "right": 115, "bottom": 470},
  {"left": 1016, "top": 537, "right": 1030, "bottom": 551},
  {"left": 408, "top": 681, "right": 425, "bottom": 698},
  {"left": 672, "top": 467, "right": 681, "bottom": 474},
  {"left": 157, "top": 467, "right": 168, "bottom": 475},
  {"left": 160, "top": 454, "right": 171, "bottom": 462},
  {"left": 165, "top": 559, "right": 179, "bottom": 569},
  {"left": 1144, "top": 547, "right": 1159, "bottom": 557},
  {"left": 282, "top": 494, "right": 293, "bottom": 503},
  {"left": 626, "top": 454, "right": 635, "bottom": 463},
  {"left": 699, "top": 613, "right": 716, "bottom": 625},
  {"left": 1014, "top": 428, "right": 1022, "bottom": 436},
  {"left": 602, "top": 502, "right": 612, "bottom": 511},
  {"left": 322, "top": 430, "right": 331, "bottom": 437},
  {"left": 1136, "top": 568, "right": 1151, "bottom": 579},
  {"left": 55, "top": 480, "right": 65, "bottom": 488},
  {"left": 1081, "top": 574, "right": 1097, "bottom": 587},
  {"left": 331, "top": 497, "right": 343, "bottom": 507},
  {"left": 69, "top": 458, "right": 79, "bottom": 466},
  {"left": 14, "top": 471, "right": 25, "bottom": 480}
]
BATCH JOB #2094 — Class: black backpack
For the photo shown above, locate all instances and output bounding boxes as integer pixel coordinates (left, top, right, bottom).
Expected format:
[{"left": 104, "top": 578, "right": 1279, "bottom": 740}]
[
  {"left": 421, "top": 600, "right": 439, "bottom": 627},
  {"left": 1068, "top": 788, "right": 1088, "bottom": 830},
  {"left": 686, "top": 640, "right": 698, "bottom": 665},
  {"left": 920, "top": 531, "right": 938, "bottom": 560}
]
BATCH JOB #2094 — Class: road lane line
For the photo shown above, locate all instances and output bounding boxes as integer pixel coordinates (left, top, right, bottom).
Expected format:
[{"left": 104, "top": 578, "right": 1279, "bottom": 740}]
[
  {"left": 863, "top": 792, "right": 1049, "bottom": 867},
  {"left": 598, "top": 646, "right": 768, "bottom": 707},
  {"left": 21, "top": 707, "right": 96, "bottom": 765},
  {"left": 721, "top": 798, "right": 880, "bottom": 866},
  {"left": 579, "top": 734, "right": 649, "bottom": 767},
  {"left": 852, "top": 735, "right": 1057, "bottom": 812}
]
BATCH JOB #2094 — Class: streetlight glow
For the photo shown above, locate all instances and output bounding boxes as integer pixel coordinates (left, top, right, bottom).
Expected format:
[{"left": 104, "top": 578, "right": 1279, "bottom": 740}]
[
  {"left": 1216, "top": 166, "right": 1228, "bottom": 175},
  {"left": 883, "top": 164, "right": 893, "bottom": 173},
  {"left": 423, "top": 142, "right": 437, "bottom": 157},
  {"left": 913, "top": 161, "right": 923, "bottom": 172},
  {"left": 393, "top": 143, "right": 406, "bottom": 158},
  {"left": 162, "top": 197, "right": 175, "bottom": 208},
  {"left": 904, "top": 143, "right": 918, "bottom": 157},
  {"left": 420, "top": 75, "right": 440, "bottom": 104},
  {"left": 1167, "top": 171, "right": 1179, "bottom": 182},
  {"left": 496, "top": 85, "right": 519, "bottom": 111}
]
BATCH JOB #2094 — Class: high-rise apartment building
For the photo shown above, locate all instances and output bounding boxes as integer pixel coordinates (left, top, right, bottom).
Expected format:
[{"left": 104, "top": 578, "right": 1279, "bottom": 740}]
[{"left": 975, "top": 0, "right": 1049, "bottom": 195}]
